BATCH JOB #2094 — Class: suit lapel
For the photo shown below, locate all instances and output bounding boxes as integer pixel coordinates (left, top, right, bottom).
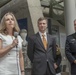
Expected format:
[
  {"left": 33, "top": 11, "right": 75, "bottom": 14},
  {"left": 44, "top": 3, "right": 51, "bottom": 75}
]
[
  {"left": 36, "top": 33, "right": 45, "bottom": 50},
  {"left": 47, "top": 34, "right": 50, "bottom": 50}
]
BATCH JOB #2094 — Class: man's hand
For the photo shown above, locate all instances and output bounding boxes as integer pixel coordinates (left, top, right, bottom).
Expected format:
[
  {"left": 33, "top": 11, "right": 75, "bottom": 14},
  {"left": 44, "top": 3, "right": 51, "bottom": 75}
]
[
  {"left": 54, "top": 63, "right": 58, "bottom": 69},
  {"left": 21, "top": 72, "right": 25, "bottom": 75},
  {"left": 74, "top": 60, "right": 76, "bottom": 64}
]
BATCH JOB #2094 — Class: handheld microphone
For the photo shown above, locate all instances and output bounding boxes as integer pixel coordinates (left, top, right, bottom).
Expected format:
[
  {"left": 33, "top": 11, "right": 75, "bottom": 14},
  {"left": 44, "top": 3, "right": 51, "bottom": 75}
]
[
  {"left": 14, "top": 32, "right": 19, "bottom": 75},
  {"left": 14, "top": 32, "right": 19, "bottom": 48},
  {"left": 14, "top": 32, "right": 19, "bottom": 38}
]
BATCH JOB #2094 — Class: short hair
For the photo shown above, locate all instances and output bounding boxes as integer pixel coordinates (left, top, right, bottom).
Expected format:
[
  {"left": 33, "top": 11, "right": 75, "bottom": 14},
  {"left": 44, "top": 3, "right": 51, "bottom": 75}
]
[
  {"left": 0, "top": 12, "right": 20, "bottom": 34},
  {"left": 37, "top": 17, "right": 47, "bottom": 24}
]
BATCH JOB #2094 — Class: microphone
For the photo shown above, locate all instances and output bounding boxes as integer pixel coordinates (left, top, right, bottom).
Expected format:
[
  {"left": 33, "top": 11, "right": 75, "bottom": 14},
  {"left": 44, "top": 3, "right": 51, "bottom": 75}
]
[
  {"left": 14, "top": 32, "right": 19, "bottom": 48},
  {"left": 14, "top": 32, "right": 20, "bottom": 75},
  {"left": 14, "top": 32, "right": 19, "bottom": 38}
]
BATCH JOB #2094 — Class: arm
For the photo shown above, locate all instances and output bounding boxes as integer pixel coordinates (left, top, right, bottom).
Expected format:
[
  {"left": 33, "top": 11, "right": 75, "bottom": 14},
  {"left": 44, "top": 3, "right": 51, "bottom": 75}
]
[
  {"left": 65, "top": 37, "right": 75, "bottom": 63},
  {"left": 55, "top": 46, "right": 62, "bottom": 67},
  {"left": 27, "top": 36, "right": 35, "bottom": 63},
  {"left": 56, "top": 54, "right": 62, "bottom": 66},
  {"left": 0, "top": 38, "right": 18, "bottom": 57},
  {"left": 54, "top": 54, "right": 62, "bottom": 69},
  {"left": 52, "top": 38, "right": 58, "bottom": 69},
  {"left": 54, "top": 45, "right": 62, "bottom": 69},
  {"left": 52, "top": 38, "right": 56, "bottom": 60},
  {"left": 19, "top": 50, "right": 25, "bottom": 75}
]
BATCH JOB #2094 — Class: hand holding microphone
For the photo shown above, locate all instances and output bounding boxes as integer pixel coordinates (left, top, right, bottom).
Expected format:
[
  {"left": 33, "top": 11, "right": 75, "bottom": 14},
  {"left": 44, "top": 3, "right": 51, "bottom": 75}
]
[
  {"left": 11, "top": 39, "right": 18, "bottom": 47},
  {"left": 11, "top": 32, "right": 19, "bottom": 48}
]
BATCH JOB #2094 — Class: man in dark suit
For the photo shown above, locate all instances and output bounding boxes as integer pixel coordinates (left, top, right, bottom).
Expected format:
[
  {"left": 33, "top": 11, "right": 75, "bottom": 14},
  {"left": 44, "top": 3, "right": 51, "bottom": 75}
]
[
  {"left": 65, "top": 19, "right": 76, "bottom": 75},
  {"left": 27, "top": 17, "right": 56, "bottom": 75}
]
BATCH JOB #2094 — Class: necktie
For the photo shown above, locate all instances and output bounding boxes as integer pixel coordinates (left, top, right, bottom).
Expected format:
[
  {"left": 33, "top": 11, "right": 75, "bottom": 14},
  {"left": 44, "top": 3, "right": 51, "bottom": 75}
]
[{"left": 42, "top": 34, "right": 47, "bottom": 49}]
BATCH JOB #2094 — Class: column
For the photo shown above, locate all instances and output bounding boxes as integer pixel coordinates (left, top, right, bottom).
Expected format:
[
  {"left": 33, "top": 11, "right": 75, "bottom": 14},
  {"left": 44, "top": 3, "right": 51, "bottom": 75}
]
[
  {"left": 26, "top": 0, "right": 43, "bottom": 34},
  {"left": 64, "top": 0, "right": 76, "bottom": 35}
]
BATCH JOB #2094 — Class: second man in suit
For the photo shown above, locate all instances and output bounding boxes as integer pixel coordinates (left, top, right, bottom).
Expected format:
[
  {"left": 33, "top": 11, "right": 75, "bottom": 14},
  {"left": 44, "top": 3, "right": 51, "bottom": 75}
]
[
  {"left": 27, "top": 17, "right": 56, "bottom": 75},
  {"left": 65, "top": 19, "right": 76, "bottom": 75}
]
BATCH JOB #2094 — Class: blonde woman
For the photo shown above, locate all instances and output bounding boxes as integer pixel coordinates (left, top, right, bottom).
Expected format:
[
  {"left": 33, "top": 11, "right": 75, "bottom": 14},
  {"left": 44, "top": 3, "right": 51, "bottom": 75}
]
[{"left": 0, "top": 12, "right": 25, "bottom": 75}]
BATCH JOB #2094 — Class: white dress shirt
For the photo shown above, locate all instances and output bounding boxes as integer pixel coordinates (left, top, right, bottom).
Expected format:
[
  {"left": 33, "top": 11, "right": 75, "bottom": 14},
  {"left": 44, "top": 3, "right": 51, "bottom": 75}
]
[{"left": 39, "top": 31, "right": 47, "bottom": 42}]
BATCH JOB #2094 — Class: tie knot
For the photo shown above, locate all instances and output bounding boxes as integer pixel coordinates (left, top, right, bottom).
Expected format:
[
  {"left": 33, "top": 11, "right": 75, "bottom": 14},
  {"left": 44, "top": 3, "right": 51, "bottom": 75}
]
[{"left": 42, "top": 34, "right": 45, "bottom": 37}]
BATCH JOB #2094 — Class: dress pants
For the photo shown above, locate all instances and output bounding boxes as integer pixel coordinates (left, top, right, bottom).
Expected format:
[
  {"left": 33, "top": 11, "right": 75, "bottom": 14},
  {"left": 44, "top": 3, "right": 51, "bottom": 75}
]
[{"left": 44, "top": 62, "right": 55, "bottom": 75}]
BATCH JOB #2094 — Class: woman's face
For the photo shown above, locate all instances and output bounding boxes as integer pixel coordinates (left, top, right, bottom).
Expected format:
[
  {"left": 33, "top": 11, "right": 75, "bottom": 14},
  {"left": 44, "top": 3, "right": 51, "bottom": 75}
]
[{"left": 5, "top": 14, "right": 15, "bottom": 30}]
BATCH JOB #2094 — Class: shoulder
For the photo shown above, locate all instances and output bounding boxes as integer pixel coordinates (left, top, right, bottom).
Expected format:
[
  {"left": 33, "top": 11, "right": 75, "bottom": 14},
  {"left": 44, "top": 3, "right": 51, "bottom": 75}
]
[
  {"left": 67, "top": 33, "right": 73, "bottom": 37},
  {"left": 0, "top": 33, "right": 5, "bottom": 36},
  {"left": 66, "top": 33, "right": 74, "bottom": 39},
  {"left": 28, "top": 33, "right": 39, "bottom": 40},
  {"left": 47, "top": 33, "right": 55, "bottom": 39},
  {"left": 0, "top": 33, "right": 6, "bottom": 40},
  {"left": 18, "top": 35, "right": 22, "bottom": 38},
  {"left": 47, "top": 33, "right": 52, "bottom": 37},
  {"left": 28, "top": 34, "right": 35, "bottom": 39},
  {"left": 18, "top": 35, "right": 23, "bottom": 42},
  {"left": 66, "top": 33, "right": 76, "bottom": 43}
]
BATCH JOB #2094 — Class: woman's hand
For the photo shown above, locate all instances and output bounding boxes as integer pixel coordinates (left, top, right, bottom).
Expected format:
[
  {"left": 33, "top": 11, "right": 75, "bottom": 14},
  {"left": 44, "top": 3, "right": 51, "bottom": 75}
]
[{"left": 11, "top": 38, "right": 18, "bottom": 47}]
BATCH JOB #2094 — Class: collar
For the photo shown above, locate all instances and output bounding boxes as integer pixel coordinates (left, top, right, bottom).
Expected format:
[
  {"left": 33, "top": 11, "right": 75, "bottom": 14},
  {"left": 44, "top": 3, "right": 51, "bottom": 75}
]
[{"left": 39, "top": 31, "right": 47, "bottom": 38}]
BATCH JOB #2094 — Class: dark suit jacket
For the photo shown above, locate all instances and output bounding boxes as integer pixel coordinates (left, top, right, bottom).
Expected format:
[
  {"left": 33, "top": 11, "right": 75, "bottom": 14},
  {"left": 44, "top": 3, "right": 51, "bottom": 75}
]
[
  {"left": 65, "top": 33, "right": 76, "bottom": 74},
  {"left": 27, "top": 32, "right": 56, "bottom": 75}
]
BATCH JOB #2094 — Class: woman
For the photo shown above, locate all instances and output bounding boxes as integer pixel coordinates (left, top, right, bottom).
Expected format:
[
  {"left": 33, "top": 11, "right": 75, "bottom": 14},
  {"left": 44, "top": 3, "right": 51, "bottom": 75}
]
[{"left": 0, "top": 12, "right": 25, "bottom": 75}]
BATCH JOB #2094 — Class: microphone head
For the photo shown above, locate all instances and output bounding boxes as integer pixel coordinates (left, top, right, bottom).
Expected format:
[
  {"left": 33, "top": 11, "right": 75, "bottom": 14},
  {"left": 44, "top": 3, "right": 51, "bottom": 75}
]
[{"left": 14, "top": 32, "right": 19, "bottom": 38}]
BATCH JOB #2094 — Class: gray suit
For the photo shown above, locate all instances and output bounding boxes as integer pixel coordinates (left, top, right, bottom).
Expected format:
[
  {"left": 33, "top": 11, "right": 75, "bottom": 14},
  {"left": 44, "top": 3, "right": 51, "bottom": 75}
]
[{"left": 27, "top": 32, "right": 56, "bottom": 75}]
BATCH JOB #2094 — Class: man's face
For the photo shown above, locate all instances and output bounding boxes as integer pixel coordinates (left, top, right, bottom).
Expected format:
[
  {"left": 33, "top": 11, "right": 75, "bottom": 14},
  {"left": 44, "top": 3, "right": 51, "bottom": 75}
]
[
  {"left": 38, "top": 20, "right": 47, "bottom": 33},
  {"left": 74, "top": 21, "right": 76, "bottom": 31}
]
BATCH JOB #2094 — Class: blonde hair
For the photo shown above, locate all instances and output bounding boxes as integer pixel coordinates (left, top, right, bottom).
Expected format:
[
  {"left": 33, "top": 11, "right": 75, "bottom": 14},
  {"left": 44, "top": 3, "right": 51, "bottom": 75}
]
[{"left": 0, "top": 12, "right": 20, "bottom": 34}]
